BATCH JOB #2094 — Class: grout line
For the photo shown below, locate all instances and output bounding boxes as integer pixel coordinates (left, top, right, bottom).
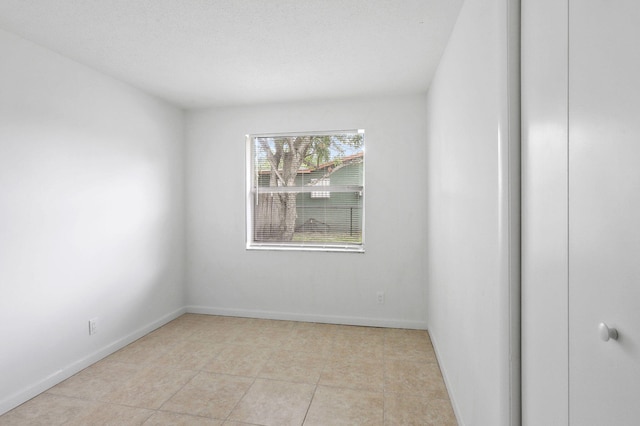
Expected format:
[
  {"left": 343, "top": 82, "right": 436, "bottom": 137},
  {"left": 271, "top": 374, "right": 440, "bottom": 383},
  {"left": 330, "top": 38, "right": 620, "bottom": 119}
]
[
  {"left": 154, "top": 367, "right": 199, "bottom": 414},
  {"left": 223, "top": 374, "right": 258, "bottom": 424},
  {"left": 301, "top": 383, "right": 319, "bottom": 426}
]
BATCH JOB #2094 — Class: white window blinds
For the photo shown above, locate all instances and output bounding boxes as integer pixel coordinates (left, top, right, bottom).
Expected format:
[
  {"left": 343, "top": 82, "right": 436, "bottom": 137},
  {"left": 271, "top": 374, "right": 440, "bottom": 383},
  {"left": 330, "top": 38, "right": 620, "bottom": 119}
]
[{"left": 246, "top": 130, "right": 365, "bottom": 252}]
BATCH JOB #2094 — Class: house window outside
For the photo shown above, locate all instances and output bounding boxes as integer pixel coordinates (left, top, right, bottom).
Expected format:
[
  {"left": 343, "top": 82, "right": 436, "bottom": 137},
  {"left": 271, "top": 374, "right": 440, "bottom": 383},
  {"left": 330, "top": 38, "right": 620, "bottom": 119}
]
[
  {"left": 310, "top": 178, "right": 330, "bottom": 199},
  {"left": 246, "top": 130, "right": 364, "bottom": 252}
]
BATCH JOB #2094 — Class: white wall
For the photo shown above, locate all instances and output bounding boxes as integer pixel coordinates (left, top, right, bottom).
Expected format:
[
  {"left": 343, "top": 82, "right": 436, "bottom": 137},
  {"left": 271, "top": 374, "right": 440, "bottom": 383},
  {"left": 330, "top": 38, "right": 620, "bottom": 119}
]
[
  {"left": 520, "top": 0, "right": 569, "bottom": 424},
  {"left": 186, "top": 95, "right": 428, "bottom": 328},
  {"left": 425, "top": 0, "right": 520, "bottom": 424},
  {"left": 0, "top": 29, "right": 185, "bottom": 414}
]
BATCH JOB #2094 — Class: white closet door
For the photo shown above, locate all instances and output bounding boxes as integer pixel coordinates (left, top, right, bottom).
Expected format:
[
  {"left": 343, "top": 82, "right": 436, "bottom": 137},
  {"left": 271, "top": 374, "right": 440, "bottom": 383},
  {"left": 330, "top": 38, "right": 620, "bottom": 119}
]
[{"left": 569, "top": 1, "right": 640, "bottom": 425}]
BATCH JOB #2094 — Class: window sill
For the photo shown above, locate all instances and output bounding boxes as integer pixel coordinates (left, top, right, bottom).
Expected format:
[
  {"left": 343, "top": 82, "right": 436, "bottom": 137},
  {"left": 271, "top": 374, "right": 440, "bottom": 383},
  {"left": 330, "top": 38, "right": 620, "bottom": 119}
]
[{"left": 246, "top": 243, "right": 365, "bottom": 253}]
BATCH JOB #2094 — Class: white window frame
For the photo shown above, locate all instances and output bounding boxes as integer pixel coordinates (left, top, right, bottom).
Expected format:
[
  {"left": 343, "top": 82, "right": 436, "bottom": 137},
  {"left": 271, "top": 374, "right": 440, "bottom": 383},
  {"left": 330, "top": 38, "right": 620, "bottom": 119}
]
[{"left": 246, "top": 129, "right": 365, "bottom": 253}]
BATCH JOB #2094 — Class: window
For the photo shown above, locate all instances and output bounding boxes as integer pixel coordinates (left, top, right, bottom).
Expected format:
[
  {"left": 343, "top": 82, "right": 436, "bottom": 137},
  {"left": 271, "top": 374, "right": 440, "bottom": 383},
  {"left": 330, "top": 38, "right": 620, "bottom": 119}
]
[
  {"left": 246, "top": 129, "right": 365, "bottom": 252},
  {"left": 310, "top": 178, "right": 330, "bottom": 199}
]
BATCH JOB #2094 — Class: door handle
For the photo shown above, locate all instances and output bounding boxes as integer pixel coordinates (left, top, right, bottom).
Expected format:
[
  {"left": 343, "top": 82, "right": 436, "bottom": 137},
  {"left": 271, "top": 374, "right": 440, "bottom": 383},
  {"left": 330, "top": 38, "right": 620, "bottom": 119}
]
[{"left": 599, "top": 322, "right": 618, "bottom": 342}]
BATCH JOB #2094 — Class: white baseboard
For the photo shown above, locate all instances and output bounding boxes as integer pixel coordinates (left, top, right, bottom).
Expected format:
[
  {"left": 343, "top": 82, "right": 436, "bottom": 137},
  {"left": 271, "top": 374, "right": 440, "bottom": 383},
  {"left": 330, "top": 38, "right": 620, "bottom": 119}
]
[
  {"left": 186, "top": 305, "right": 427, "bottom": 330},
  {"left": 429, "top": 331, "right": 464, "bottom": 426},
  {"left": 0, "top": 307, "right": 186, "bottom": 416}
]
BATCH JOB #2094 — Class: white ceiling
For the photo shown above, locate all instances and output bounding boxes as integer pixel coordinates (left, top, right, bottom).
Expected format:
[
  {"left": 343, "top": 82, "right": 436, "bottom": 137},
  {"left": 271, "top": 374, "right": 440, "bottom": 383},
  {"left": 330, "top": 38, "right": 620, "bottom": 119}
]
[{"left": 0, "top": 0, "right": 463, "bottom": 109}]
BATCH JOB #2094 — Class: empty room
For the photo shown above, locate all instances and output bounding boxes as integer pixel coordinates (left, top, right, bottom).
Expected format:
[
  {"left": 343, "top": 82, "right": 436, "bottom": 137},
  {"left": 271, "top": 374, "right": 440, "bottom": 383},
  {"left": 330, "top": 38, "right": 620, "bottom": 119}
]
[{"left": 1, "top": 0, "right": 639, "bottom": 425}]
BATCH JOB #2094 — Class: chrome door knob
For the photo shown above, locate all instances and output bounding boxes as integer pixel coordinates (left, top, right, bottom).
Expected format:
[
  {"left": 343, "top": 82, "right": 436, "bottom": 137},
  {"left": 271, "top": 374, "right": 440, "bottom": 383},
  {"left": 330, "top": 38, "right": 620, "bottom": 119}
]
[{"left": 599, "top": 322, "right": 618, "bottom": 341}]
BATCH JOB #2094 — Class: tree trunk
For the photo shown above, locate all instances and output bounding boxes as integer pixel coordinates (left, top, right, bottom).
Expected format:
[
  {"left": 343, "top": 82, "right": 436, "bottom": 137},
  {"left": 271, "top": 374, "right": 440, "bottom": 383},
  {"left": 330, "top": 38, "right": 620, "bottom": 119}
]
[
  {"left": 255, "top": 193, "right": 282, "bottom": 240},
  {"left": 280, "top": 192, "right": 298, "bottom": 241},
  {"left": 256, "top": 136, "right": 312, "bottom": 241}
]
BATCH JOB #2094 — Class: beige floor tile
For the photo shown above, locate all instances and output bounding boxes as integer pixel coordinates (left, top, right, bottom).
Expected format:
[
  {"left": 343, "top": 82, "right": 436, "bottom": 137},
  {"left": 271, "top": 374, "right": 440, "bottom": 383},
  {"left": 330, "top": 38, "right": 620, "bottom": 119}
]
[
  {"left": 47, "top": 360, "right": 139, "bottom": 400},
  {"left": 0, "top": 316, "right": 457, "bottom": 426},
  {"left": 144, "top": 412, "right": 223, "bottom": 425},
  {"left": 189, "top": 328, "right": 238, "bottom": 344},
  {"left": 187, "top": 319, "right": 242, "bottom": 343},
  {"left": 329, "top": 338, "right": 384, "bottom": 362},
  {"left": 385, "top": 329, "right": 437, "bottom": 363},
  {"left": 384, "top": 394, "right": 457, "bottom": 425},
  {"left": 146, "top": 319, "right": 198, "bottom": 341},
  {"left": 283, "top": 324, "right": 337, "bottom": 356},
  {"left": 385, "top": 328, "right": 432, "bottom": 345},
  {"left": 258, "top": 350, "right": 327, "bottom": 383},
  {"left": 293, "top": 321, "right": 340, "bottom": 336},
  {"left": 230, "top": 326, "right": 294, "bottom": 347},
  {"left": 319, "top": 358, "right": 384, "bottom": 391},
  {"left": 153, "top": 339, "right": 224, "bottom": 370},
  {"left": 0, "top": 393, "right": 98, "bottom": 425},
  {"left": 221, "top": 316, "right": 254, "bottom": 325},
  {"left": 202, "top": 345, "right": 273, "bottom": 377},
  {"left": 69, "top": 402, "right": 154, "bottom": 425},
  {"left": 160, "top": 372, "right": 253, "bottom": 419},
  {"left": 155, "top": 314, "right": 235, "bottom": 346},
  {"left": 384, "top": 340, "right": 438, "bottom": 363},
  {"left": 228, "top": 379, "right": 315, "bottom": 426},
  {"left": 426, "top": 399, "right": 458, "bottom": 425},
  {"left": 101, "top": 366, "right": 197, "bottom": 409},
  {"left": 384, "top": 360, "right": 449, "bottom": 398},
  {"left": 282, "top": 334, "right": 333, "bottom": 356},
  {"left": 334, "top": 324, "right": 386, "bottom": 341},
  {"left": 203, "top": 316, "right": 255, "bottom": 331},
  {"left": 243, "top": 317, "right": 297, "bottom": 330},
  {"left": 282, "top": 337, "right": 333, "bottom": 358},
  {"left": 303, "top": 385, "right": 384, "bottom": 426},
  {"left": 106, "top": 334, "right": 173, "bottom": 365},
  {"left": 171, "top": 314, "right": 221, "bottom": 328},
  {"left": 210, "top": 318, "right": 249, "bottom": 330}
]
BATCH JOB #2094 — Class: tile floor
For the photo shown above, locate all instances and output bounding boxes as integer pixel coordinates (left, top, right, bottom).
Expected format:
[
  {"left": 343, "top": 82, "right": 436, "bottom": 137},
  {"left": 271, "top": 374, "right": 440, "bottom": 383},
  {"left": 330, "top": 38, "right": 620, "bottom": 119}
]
[{"left": 0, "top": 314, "right": 457, "bottom": 425}]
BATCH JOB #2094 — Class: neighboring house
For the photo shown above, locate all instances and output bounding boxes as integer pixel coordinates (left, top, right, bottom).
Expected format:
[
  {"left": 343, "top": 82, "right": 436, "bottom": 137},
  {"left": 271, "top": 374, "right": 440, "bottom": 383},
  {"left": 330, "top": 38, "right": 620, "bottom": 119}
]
[
  {"left": 295, "top": 152, "right": 363, "bottom": 235},
  {"left": 257, "top": 152, "right": 363, "bottom": 237}
]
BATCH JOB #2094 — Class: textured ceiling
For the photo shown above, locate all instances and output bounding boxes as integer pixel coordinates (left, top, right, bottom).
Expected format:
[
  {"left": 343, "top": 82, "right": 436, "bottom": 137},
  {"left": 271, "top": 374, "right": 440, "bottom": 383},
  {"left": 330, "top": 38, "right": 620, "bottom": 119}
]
[{"left": 0, "top": 0, "right": 463, "bottom": 109}]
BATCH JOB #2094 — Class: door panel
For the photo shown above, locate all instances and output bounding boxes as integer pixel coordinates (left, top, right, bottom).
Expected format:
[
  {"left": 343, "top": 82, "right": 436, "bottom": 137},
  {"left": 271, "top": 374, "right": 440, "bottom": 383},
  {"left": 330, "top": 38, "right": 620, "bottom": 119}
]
[{"left": 569, "top": 1, "right": 640, "bottom": 425}]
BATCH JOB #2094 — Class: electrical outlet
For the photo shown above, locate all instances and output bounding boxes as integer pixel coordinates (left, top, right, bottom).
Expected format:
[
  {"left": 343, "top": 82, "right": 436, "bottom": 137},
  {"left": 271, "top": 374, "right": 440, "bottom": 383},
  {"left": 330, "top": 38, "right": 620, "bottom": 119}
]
[
  {"left": 377, "top": 291, "right": 385, "bottom": 304},
  {"left": 88, "top": 318, "right": 98, "bottom": 335}
]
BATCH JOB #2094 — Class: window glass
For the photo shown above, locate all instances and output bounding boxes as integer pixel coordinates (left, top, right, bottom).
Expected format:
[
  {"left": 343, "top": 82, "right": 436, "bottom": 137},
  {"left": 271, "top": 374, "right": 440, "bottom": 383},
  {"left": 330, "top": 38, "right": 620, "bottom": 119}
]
[{"left": 246, "top": 130, "right": 364, "bottom": 252}]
